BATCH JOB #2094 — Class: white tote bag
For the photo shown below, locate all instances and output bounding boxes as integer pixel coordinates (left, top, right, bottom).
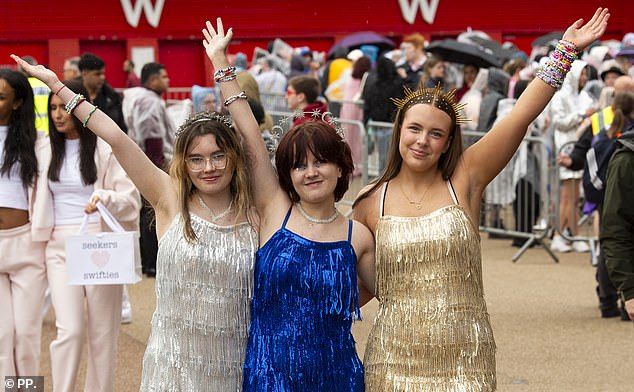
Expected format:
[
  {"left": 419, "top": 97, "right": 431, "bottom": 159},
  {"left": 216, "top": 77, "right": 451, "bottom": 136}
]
[{"left": 65, "top": 202, "right": 142, "bottom": 285}]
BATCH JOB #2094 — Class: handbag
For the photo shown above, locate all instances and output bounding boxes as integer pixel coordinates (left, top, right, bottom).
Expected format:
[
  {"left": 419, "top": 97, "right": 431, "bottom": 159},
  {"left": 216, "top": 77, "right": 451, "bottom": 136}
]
[{"left": 65, "top": 202, "right": 142, "bottom": 285}]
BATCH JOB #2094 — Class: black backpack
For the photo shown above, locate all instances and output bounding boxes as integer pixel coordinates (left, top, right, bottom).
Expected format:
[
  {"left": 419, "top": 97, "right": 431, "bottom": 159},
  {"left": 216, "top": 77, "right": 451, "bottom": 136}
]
[{"left": 582, "top": 129, "right": 617, "bottom": 204}]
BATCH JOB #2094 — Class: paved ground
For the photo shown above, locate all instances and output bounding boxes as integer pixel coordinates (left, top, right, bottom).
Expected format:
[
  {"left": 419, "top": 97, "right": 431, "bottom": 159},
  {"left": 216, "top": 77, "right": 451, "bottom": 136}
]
[{"left": 39, "top": 231, "right": 634, "bottom": 391}]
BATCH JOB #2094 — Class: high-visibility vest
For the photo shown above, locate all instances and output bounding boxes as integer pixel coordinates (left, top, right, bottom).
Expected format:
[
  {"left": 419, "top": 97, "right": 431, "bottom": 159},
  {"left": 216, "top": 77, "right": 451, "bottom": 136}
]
[
  {"left": 590, "top": 106, "right": 614, "bottom": 137},
  {"left": 29, "top": 77, "right": 50, "bottom": 133}
]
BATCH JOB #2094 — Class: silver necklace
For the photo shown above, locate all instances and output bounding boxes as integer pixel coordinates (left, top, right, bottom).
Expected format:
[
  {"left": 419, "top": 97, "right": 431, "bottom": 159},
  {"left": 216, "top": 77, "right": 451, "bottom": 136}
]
[
  {"left": 197, "top": 194, "right": 233, "bottom": 222},
  {"left": 295, "top": 202, "right": 339, "bottom": 224}
]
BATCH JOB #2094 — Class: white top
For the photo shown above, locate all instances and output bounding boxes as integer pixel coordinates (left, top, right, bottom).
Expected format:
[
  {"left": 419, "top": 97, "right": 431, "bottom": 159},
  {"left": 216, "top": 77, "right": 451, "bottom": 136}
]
[
  {"left": 48, "top": 139, "right": 98, "bottom": 225},
  {"left": 0, "top": 125, "right": 29, "bottom": 210}
]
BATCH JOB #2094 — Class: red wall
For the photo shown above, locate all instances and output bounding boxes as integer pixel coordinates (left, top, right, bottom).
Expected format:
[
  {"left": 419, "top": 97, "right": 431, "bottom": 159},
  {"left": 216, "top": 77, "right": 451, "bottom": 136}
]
[{"left": 1, "top": 0, "right": 632, "bottom": 87}]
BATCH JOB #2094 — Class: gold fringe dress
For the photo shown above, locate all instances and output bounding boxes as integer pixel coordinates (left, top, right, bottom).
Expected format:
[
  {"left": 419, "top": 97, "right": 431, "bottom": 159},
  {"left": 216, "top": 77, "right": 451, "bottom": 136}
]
[{"left": 364, "top": 181, "right": 496, "bottom": 391}]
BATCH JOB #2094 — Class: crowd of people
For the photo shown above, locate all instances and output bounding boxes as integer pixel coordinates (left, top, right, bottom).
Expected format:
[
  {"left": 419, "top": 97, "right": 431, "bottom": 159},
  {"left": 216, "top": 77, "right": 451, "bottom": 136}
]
[{"left": 4, "top": 6, "right": 634, "bottom": 392}]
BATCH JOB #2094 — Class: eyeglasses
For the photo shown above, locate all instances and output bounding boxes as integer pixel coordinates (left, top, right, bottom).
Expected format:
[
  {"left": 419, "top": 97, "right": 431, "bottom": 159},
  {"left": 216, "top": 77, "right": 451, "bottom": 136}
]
[
  {"left": 185, "top": 154, "right": 227, "bottom": 171},
  {"left": 293, "top": 160, "right": 328, "bottom": 172},
  {"left": 286, "top": 89, "right": 296, "bottom": 97}
]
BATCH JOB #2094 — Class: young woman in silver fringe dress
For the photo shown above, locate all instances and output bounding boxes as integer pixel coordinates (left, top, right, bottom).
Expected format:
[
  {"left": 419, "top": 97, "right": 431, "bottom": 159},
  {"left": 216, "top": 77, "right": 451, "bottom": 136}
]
[
  {"left": 14, "top": 56, "right": 258, "bottom": 391},
  {"left": 352, "top": 9, "right": 609, "bottom": 391}
]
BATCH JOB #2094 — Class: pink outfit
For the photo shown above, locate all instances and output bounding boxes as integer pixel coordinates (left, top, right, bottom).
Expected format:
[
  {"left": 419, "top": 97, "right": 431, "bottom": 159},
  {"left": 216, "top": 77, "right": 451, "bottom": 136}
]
[
  {"left": 0, "top": 133, "right": 48, "bottom": 379},
  {"left": 33, "top": 138, "right": 140, "bottom": 392},
  {"left": 340, "top": 77, "right": 364, "bottom": 176},
  {"left": 0, "top": 224, "right": 46, "bottom": 379}
]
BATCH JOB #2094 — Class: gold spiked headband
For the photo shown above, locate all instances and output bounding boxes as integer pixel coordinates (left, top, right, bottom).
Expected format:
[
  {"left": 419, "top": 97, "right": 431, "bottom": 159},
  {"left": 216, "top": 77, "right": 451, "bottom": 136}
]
[{"left": 391, "top": 85, "right": 469, "bottom": 125}]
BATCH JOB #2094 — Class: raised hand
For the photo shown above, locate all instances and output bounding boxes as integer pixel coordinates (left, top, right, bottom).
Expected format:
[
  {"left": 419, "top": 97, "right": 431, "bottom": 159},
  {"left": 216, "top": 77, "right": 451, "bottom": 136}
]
[
  {"left": 562, "top": 7, "right": 610, "bottom": 51},
  {"left": 202, "top": 18, "right": 233, "bottom": 63},
  {"left": 10, "top": 54, "right": 60, "bottom": 88}
]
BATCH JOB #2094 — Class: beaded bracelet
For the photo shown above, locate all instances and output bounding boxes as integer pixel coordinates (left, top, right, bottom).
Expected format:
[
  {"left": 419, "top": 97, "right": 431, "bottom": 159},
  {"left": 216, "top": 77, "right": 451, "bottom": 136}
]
[
  {"left": 214, "top": 66, "right": 237, "bottom": 83},
  {"left": 536, "top": 39, "right": 579, "bottom": 89},
  {"left": 83, "top": 106, "right": 98, "bottom": 127},
  {"left": 223, "top": 91, "right": 248, "bottom": 106},
  {"left": 65, "top": 93, "right": 85, "bottom": 114},
  {"left": 71, "top": 97, "right": 86, "bottom": 115},
  {"left": 55, "top": 84, "right": 67, "bottom": 96}
]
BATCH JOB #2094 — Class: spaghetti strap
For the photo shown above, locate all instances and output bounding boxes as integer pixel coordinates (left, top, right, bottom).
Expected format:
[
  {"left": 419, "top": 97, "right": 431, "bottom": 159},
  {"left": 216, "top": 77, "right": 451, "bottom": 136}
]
[
  {"left": 446, "top": 180, "right": 459, "bottom": 205},
  {"left": 379, "top": 182, "right": 389, "bottom": 217},
  {"left": 282, "top": 206, "right": 293, "bottom": 228},
  {"left": 347, "top": 220, "right": 353, "bottom": 243}
]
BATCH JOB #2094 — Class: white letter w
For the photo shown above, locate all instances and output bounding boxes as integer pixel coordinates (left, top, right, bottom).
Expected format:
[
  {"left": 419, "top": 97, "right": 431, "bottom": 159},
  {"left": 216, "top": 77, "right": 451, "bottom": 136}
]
[
  {"left": 398, "top": 0, "right": 439, "bottom": 25},
  {"left": 120, "top": 0, "right": 165, "bottom": 28}
]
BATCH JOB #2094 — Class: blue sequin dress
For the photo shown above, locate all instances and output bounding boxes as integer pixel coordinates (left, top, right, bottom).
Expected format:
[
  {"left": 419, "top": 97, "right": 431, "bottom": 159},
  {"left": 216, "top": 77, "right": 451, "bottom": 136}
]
[{"left": 243, "top": 207, "right": 364, "bottom": 391}]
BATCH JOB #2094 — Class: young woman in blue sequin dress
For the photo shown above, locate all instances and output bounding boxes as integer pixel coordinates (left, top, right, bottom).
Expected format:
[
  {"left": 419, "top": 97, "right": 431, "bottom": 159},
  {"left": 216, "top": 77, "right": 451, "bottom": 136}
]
[{"left": 203, "top": 18, "right": 376, "bottom": 391}]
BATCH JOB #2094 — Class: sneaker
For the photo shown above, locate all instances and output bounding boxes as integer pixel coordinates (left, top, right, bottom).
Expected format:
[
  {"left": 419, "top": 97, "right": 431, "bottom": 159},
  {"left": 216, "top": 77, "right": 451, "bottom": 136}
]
[
  {"left": 550, "top": 235, "right": 572, "bottom": 253},
  {"left": 572, "top": 241, "right": 590, "bottom": 253},
  {"left": 601, "top": 306, "right": 621, "bottom": 318}
]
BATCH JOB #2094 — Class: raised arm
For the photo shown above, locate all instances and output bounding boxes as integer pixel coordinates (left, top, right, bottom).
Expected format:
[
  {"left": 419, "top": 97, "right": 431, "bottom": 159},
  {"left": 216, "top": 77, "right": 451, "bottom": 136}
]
[
  {"left": 11, "top": 55, "right": 171, "bottom": 208},
  {"left": 201, "top": 18, "right": 285, "bottom": 215},
  {"left": 463, "top": 8, "right": 609, "bottom": 191}
]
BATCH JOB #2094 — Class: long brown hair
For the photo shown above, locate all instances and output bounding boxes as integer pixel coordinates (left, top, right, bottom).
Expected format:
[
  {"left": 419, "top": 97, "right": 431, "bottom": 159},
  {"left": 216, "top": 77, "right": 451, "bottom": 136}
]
[
  {"left": 168, "top": 111, "right": 253, "bottom": 242},
  {"left": 353, "top": 87, "right": 464, "bottom": 207},
  {"left": 608, "top": 91, "right": 634, "bottom": 138}
]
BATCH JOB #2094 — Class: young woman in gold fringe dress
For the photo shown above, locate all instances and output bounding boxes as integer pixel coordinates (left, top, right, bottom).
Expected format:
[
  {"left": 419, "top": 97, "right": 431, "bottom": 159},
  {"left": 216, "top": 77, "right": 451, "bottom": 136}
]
[{"left": 353, "top": 9, "right": 609, "bottom": 391}]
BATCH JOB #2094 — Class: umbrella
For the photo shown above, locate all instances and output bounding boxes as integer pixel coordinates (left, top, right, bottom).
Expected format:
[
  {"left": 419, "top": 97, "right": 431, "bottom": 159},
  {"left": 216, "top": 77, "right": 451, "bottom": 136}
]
[
  {"left": 328, "top": 32, "right": 395, "bottom": 58},
  {"left": 425, "top": 39, "right": 501, "bottom": 68},
  {"left": 467, "top": 36, "right": 519, "bottom": 63},
  {"left": 532, "top": 31, "right": 563, "bottom": 48}
]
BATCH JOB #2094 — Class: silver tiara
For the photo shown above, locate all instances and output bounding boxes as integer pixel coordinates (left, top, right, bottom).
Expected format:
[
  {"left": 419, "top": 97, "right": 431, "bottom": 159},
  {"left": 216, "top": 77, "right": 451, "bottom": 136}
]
[
  {"left": 269, "top": 109, "right": 346, "bottom": 146},
  {"left": 175, "top": 112, "right": 233, "bottom": 139}
]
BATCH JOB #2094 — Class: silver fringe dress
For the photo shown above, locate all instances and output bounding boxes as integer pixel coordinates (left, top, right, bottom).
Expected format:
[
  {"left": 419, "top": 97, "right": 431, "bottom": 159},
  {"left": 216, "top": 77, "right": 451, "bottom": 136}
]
[
  {"left": 364, "top": 182, "right": 496, "bottom": 391},
  {"left": 140, "top": 214, "right": 258, "bottom": 392}
]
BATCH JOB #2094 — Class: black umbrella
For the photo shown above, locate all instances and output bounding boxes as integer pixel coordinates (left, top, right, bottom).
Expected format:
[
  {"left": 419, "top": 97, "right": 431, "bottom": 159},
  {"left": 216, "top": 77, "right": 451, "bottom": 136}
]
[
  {"left": 425, "top": 39, "right": 501, "bottom": 68},
  {"left": 531, "top": 31, "right": 564, "bottom": 47},
  {"left": 468, "top": 36, "right": 519, "bottom": 63},
  {"left": 328, "top": 32, "right": 395, "bottom": 58}
]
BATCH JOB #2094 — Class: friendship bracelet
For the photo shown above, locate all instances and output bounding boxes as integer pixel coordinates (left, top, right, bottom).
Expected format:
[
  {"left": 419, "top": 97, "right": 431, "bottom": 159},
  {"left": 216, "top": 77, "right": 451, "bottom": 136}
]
[
  {"left": 216, "top": 73, "right": 237, "bottom": 83},
  {"left": 55, "top": 84, "right": 67, "bottom": 96},
  {"left": 83, "top": 106, "right": 98, "bottom": 127},
  {"left": 70, "top": 97, "right": 86, "bottom": 115},
  {"left": 536, "top": 39, "right": 579, "bottom": 90},
  {"left": 65, "top": 93, "right": 85, "bottom": 114},
  {"left": 214, "top": 66, "right": 237, "bottom": 83},
  {"left": 223, "top": 91, "right": 247, "bottom": 106}
]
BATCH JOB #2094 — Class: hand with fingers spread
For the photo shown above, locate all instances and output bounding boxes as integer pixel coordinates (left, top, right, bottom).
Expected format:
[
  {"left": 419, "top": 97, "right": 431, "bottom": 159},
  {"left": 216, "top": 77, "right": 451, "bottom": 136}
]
[
  {"left": 562, "top": 7, "right": 610, "bottom": 50},
  {"left": 202, "top": 18, "right": 233, "bottom": 63},
  {"left": 10, "top": 54, "right": 62, "bottom": 90}
]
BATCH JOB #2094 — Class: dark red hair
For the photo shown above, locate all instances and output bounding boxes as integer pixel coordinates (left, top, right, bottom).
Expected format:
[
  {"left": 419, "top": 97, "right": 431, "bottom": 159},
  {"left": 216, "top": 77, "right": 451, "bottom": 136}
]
[{"left": 275, "top": 121, "right": 353, "bottom": 202}]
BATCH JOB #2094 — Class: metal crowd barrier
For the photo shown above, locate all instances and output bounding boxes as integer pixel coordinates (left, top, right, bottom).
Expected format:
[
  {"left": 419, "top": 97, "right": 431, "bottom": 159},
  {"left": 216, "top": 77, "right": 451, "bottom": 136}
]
[{"left": 464, "top": 130, "right": 558, "bottom": 263}]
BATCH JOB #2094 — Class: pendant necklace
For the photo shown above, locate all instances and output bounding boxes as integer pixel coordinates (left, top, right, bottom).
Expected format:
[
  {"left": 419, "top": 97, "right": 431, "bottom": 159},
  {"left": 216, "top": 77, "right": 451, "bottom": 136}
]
[
  {"left": 197, "top": 194, "right": 233, "bottom": 222},
  {"left": 295, "top": 203, "right": 339, "bottom": 224},
  {"left": 399, "top": 182, "right": 431, "bottom": 210}
]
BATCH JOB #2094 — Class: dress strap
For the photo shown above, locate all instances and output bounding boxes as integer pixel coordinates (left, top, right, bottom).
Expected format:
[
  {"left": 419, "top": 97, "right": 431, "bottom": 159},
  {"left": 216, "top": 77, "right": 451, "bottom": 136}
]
[
  {"left": 446, "top": 179, "right": 460, "bottom": 205},
  {"left": 347, "top": 220, "right": 353, "bottom": 243},
  {"left": 282, "top": 206, "right": 293, "bottom": 228},
  {"left": 379, "top": 182, "right": 389, "bottom": 217}
]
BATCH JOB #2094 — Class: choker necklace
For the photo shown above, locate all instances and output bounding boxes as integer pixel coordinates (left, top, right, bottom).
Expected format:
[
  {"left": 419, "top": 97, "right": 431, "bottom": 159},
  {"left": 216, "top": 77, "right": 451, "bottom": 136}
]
[
  {"left": 295, "top": 203, "right": 339, "bottom": 224},
  {"left": 197, "top": 194, "right": 233, "bottom": 222}
]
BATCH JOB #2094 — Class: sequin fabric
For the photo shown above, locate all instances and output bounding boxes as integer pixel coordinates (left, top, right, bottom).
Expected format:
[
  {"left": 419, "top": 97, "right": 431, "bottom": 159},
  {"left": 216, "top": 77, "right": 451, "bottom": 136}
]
[
  {"left": 243, "top": 209, "right": 364, "bottom": 391},
  {"left": 140, "top": 214, "right": 258, "bottom": 392},
  {"left": 364, "top": 205, "right": 496, "bottom": 391}
]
